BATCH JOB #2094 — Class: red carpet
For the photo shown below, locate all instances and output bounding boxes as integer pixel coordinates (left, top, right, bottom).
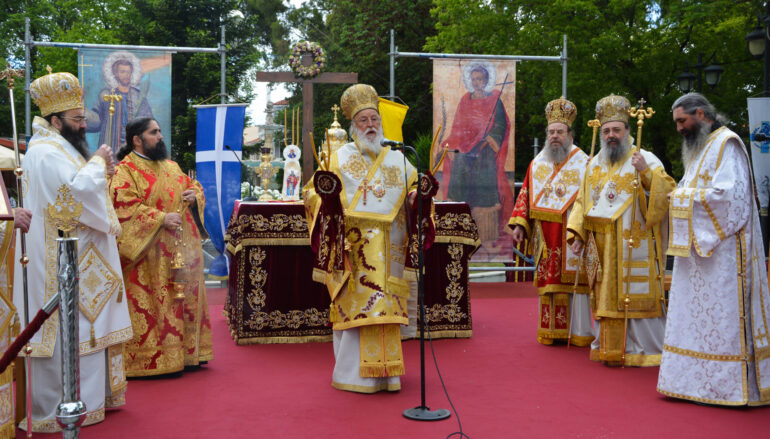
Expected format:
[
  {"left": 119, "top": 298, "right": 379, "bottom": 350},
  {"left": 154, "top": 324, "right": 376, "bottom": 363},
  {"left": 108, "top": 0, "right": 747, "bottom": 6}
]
[{"left": 19, "top": 283, "right": 767, "bottom": 438}]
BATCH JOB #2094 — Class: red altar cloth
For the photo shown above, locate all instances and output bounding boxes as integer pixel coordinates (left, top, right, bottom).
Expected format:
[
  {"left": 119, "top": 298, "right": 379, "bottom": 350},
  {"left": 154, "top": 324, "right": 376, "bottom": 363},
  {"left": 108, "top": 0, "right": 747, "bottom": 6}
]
[{"left": 224, "top": 201, "right": 479, "bottom": 344}]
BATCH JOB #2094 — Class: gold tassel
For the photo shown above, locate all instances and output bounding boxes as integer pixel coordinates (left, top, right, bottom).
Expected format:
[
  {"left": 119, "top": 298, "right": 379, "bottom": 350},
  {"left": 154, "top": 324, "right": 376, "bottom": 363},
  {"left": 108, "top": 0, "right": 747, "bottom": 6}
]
[
  {"left": 117, "top": 288, "right": 122, "bottom": 303},
  {"left": 359, "top": 364, "right": 387, "bottom": 378},
  {"left": 90, "top": 324, "right": 96, "bottom": 347}
]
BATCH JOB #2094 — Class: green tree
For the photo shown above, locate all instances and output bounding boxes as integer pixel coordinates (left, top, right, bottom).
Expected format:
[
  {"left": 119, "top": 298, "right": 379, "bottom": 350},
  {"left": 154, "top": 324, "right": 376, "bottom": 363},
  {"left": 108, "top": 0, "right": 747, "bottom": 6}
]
[
  {"left": 1, "top": 1, "right": 288, "bottom": 173},
  {"left": 427, "top": 0, "right": 764, "bottom": 180},
  {"left": 283, "top": 0, "right": 436, "bottom": 163}
]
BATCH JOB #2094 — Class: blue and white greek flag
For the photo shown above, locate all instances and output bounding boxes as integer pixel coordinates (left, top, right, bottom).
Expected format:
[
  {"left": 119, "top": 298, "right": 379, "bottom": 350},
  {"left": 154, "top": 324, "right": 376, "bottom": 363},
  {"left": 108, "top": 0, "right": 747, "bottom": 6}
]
[{"left": 194, "top": 104, "right": 248, "bottom": 278}]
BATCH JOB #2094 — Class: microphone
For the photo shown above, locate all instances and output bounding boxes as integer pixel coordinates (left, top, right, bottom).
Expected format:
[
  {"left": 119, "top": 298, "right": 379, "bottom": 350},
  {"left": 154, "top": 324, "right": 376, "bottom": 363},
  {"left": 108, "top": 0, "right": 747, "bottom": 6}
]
[
  {"left": 224, "top": 144, "right": 244, "bottom": 164},
  {"left": 380, "top": 138, "right": 404, "bottom": 148}
]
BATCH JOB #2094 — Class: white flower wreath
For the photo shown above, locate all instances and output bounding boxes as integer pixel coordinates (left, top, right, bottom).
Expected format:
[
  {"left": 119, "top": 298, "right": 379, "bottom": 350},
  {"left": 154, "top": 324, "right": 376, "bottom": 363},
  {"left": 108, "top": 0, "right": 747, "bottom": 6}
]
[{"left": 288, "top": 41, "right": 326, "bottom": 79}]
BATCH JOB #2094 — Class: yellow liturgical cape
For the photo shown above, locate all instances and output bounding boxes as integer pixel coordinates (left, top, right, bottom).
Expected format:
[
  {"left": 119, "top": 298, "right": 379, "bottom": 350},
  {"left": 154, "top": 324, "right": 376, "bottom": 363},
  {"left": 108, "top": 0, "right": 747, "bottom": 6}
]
[
  {"left": 567, "top": 148, "right": 676, "bottom": 365},
  {"left": 0, "top": 220, "right": 16, "bottom": 439},
  {"left": 306, "top": 142, "right": 417, "bottom": 378}
]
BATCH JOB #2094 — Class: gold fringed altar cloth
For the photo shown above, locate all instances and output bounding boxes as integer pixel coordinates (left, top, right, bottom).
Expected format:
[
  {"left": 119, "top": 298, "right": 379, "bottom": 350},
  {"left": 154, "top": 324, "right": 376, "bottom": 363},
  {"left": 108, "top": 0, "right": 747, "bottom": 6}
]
[{"left": 224, "top": 201, "right": 480, "bottom": 344}]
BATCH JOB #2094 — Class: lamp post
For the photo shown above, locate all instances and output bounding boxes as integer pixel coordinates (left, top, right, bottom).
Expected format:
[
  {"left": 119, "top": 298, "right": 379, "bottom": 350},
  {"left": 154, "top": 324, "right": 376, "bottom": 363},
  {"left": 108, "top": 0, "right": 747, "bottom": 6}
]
[
  {"left": 677, "top": 52, "right": 724, "bottom": 93},
  {"left": 746, "top": 2, "right": 770, "bottom": 255},
  {"left": 746, "top": 2, "right": 770, "bottom": 96}
]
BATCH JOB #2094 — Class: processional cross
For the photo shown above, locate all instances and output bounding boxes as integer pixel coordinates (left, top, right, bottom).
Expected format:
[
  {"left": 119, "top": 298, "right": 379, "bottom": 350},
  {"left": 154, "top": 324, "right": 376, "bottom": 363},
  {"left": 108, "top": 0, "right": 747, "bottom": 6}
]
[{"left": 256, "top": 54, "right": 357, "bottom": 182}]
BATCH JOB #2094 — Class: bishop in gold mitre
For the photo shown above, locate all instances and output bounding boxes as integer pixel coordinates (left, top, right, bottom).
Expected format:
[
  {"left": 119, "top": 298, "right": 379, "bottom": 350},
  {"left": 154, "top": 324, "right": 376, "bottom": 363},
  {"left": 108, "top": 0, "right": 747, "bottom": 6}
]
[
  {"left": 509, "top": 96, "right": 594, "bottom": 347},
  {"left": 14, "top": 68, "right": 132, "bottom": 432},
  {"left": 304, "top": 83, "right": 434, "bottom": 393},
  {"left": 566, "top": 94, "right": 676, "bottom": 367}
]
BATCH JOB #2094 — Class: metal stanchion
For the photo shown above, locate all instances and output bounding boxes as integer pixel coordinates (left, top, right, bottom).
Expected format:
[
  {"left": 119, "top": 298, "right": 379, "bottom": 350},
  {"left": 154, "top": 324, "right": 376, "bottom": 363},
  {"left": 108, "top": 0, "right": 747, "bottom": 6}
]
[{"left": 54, "top": 237, "right": 86, "bottom": 438}]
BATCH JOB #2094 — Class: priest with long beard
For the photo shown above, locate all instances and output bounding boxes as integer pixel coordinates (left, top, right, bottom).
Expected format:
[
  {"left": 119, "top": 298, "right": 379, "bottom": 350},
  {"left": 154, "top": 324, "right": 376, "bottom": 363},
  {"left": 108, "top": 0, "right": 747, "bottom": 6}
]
[
  {"left": 567, "top": 94, "right": 676, "bottom": 367},
  {"left": 110, "top": 117, "right": 213, "bottom": 377},
  {"left": 657, "top": 93, "right": 770, "bottom": 406},
  {"left": 304, "top": 84, "right": 434, "bottom": 393},
  {"left": 509, "top": 97, "right": 593, "bottom": 347},
  {"left": 15, "top": 70, "right": 132, "bottom": 432}
]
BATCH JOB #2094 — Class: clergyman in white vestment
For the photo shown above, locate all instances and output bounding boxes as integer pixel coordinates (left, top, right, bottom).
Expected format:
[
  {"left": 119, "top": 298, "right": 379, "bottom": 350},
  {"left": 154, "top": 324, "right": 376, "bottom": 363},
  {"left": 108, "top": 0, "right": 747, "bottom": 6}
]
[
  {"left": 657, "top": 92, "right": 770, "bottom": 406},
  {"left": 14, "top": 71, "right": 133, "bottom": 432}
]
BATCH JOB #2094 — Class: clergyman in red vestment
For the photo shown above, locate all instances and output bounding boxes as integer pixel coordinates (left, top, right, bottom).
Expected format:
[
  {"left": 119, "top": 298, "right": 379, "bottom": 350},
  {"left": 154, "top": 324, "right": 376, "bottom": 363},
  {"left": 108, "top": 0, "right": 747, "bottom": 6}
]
[
  {"left": 509, "top": 97, "right": 594, "bottom": 346},
  {"left": 110, "top": 117, "right": 213, "bottom": 377}
]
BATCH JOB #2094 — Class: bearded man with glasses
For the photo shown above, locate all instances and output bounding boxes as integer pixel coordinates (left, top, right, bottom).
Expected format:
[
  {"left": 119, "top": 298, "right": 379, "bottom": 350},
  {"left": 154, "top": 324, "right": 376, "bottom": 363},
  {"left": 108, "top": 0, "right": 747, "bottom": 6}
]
[{"left": 13, "top": 69, "right": 132, "bottom": 432}]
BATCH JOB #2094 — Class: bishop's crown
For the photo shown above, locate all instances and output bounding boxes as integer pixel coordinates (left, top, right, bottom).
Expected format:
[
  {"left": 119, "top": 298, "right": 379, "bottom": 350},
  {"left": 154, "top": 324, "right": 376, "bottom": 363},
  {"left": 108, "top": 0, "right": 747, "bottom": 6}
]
[
  {"left": 595, "top": 94, "right": 631, "bottom": 126},
  {"left": 30, "top": 70, "right": 84, "bottom": 117},
  {"left": 545, "top": 96, "right": 577, "bottom": 127}
]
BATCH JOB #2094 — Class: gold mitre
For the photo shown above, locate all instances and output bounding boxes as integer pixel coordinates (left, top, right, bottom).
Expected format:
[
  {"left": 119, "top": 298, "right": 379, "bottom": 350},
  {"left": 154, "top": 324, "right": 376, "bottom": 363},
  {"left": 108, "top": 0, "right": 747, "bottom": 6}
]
[
  {"left": 30, "top": 69, "right": 84, "bottom": 117},
  {"left": 340, "top": 84, "right": 379, "bottom": 120},
  {"left": 545, "top": 96, "right": 577, "bottom": 127},
  {"left": 595, "top": 94, "right": 630, "bottom": 125}
]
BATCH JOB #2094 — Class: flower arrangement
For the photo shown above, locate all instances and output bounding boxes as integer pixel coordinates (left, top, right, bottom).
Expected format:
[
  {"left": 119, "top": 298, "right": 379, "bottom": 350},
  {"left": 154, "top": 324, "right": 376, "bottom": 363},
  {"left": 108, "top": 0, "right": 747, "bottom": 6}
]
[
  {"left": 241, "top": 182, "right": 282, "bottom": 200},
  {"left": 288, "top": 41, "right": 326, "bottom": 79}
]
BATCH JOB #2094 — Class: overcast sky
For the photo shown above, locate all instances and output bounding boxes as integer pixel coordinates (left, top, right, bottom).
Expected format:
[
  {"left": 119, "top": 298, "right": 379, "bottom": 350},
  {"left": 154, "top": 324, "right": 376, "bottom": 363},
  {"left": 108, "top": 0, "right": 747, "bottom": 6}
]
[{"left": 246, "top": 0, "right": 306, "bottom": 127}]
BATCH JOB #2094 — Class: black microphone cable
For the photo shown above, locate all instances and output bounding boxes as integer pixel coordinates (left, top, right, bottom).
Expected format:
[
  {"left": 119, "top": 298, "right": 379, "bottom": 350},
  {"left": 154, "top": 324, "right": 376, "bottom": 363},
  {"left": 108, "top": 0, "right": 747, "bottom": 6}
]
[{"left": 398, "top": 146, "right": 470, "bottom": 439}]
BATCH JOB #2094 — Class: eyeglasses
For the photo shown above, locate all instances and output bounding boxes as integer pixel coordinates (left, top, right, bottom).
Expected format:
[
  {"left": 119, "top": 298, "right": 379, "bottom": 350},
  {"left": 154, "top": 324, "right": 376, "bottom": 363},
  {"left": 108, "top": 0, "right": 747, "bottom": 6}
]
[
  {"left": 354, "top": 116, "right": 380, "bottom": 125},
  {"left": 59, "top": 116, "right": 87, "bottom": 124}
]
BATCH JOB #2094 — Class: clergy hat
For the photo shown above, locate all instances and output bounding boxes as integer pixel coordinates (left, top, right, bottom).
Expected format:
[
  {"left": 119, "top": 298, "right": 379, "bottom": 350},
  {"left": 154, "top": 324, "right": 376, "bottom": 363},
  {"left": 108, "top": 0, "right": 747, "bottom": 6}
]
[
  {"left": 340, "top": 84, "right": 379, "bottom": 120},
  {"left": 30, "top": 68, "right": 84, "bottom": 117},
  {"left": 545, "top": 96, "right": 577, "bottom": 127},
  {"left": 595, "top": 94, "right": 631, "bottom": 126}
]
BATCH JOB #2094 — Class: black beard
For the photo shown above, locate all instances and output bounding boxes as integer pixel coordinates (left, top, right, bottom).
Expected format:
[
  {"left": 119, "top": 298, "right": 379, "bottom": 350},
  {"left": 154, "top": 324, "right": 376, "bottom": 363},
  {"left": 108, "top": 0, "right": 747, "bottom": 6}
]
[
  {"left": 144, "top": 139, "right": 169, "bottom": 161},
  {"left": 60, "top": 123, "right": 91, "bottom": 159}
]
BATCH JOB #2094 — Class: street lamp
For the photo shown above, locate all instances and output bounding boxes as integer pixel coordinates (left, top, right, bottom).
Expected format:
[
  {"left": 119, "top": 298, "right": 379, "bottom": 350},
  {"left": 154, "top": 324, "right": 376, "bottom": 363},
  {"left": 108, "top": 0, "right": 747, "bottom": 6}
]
[
  {"left": 677, "top": 52, "right": 724, "bottom": 93},
  {"left": 745, "top": 2, "right": 770, "bottom": 96}
]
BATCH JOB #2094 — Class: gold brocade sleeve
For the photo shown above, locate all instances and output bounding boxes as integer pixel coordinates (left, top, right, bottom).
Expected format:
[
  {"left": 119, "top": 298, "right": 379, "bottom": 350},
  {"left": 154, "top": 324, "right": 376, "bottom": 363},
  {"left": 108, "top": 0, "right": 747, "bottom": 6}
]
[
  {"left": 643, "top": 166, "right": 676, "bottom": 230},
  {"left": 566, "top": 171, "right": 588, "bottom": 245},
  {"left": 176, "top": 162, "right": 207, "bottom": 235},
  {"left": 303, "top": 180, "right": 322, "bottom": 237},
  {"left": 110, "top": 164, "right": 166, "bottom": 263}
]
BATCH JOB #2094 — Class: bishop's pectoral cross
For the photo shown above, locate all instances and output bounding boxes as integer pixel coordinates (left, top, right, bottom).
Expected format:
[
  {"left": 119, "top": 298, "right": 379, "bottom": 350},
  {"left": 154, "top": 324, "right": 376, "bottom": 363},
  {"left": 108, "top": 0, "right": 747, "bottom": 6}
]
[
  {"left": 358, "top": 179, "right": 374, "bottom": 205},
  {"left": 257, "top": 56, "right": 358, "bottom": 183}
]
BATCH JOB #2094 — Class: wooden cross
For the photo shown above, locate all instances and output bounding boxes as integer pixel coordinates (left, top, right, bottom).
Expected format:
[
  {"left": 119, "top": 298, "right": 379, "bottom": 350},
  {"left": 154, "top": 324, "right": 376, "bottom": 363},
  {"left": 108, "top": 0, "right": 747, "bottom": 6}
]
[
  {"left": 358, "top": 178, "right": 373, "bottom": 205},
  {"left": 257, "top": 55, "right": 357, "bottom": 182}
]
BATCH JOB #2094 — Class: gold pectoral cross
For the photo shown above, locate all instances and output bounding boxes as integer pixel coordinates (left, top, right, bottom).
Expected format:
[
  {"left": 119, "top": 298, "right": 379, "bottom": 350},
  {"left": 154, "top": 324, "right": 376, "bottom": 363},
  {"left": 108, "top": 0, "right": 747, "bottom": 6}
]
[{"left": 359, "top": 178, "right": 374, "bottom": 205}]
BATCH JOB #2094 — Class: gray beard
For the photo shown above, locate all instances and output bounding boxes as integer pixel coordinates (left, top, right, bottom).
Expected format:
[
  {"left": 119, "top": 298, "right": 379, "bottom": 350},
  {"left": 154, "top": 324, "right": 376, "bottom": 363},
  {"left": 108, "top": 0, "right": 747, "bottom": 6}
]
[
  {"left": 350, "top": 125, "right": 384, "bottom": 157},
  {"left": 544, "top": 140, "right": 570, "bottom": 164},
  {"left": 598, "top": 133, "right": 631, "bottom": 165},
  {"left": 681, "top": 120, "right": 709, "bottom": 169}
]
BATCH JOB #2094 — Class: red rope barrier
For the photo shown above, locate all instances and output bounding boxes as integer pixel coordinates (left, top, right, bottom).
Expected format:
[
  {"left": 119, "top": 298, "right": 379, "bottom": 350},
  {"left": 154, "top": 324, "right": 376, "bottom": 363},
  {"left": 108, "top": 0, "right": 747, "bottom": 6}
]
[{"left": 0, "top": 308, "right": 54, "bottom": 373}]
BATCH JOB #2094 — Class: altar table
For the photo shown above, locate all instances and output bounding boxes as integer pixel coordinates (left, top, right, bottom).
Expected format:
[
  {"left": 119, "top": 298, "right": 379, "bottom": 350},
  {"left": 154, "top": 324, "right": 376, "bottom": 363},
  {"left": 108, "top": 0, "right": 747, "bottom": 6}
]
[{"left": 224, "top": 201, "right": 479, "bottom": 344}]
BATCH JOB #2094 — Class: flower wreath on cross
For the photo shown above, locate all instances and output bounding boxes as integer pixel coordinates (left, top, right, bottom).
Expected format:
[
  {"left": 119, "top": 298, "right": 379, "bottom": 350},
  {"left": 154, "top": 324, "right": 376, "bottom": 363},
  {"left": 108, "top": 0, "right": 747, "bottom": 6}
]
[{"left": 288, "top": 41, "right": 326, "bottom": 79}]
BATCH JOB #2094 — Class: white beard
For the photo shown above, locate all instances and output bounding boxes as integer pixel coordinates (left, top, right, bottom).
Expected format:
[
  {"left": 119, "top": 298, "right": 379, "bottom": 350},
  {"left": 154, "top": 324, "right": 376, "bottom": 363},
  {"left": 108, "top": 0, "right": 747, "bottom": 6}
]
[{"left": 350, "top": 125, "right": 384, "bottom": 157}]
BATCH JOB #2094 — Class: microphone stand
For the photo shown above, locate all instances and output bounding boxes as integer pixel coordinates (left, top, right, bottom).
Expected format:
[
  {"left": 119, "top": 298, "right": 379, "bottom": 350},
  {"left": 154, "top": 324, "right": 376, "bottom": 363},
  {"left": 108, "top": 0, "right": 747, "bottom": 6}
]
[
  {"left": 224, "top": 144, "right": 256, "bottom": 201},
  {"left": 398, "top": 144, "right": 450, "bottom": 421}
]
